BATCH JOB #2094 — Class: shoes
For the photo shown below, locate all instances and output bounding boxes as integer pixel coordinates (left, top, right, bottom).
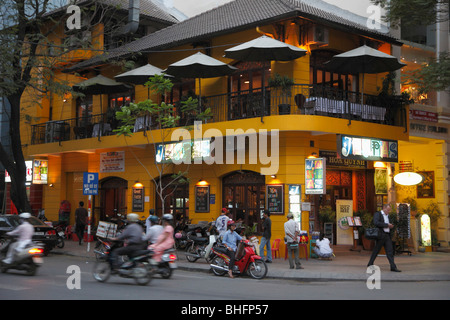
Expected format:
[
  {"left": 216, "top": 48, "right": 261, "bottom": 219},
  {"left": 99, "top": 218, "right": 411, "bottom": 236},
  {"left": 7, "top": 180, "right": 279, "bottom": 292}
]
[
  {"left": 296, "top": 266, "right": 304, "bottom": 269},
  {"left": 265, "top": 260, "right": 272, "bottom": 263},
  {"left": 391, "top": 268, "right": 401, "bottom": 272}
]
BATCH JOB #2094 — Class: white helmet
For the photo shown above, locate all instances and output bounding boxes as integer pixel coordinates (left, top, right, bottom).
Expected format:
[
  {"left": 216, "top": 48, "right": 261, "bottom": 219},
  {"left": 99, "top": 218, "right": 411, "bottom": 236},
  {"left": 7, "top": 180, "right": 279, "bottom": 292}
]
[
  {"left": 162, "top": 214, "right": 173, "bottom": 221},
  {"left": 19, "top": 212, "right": 31, "bottom": 219},
  {"left": 127, "top": 213, "right": 140, "bottom": 222}
]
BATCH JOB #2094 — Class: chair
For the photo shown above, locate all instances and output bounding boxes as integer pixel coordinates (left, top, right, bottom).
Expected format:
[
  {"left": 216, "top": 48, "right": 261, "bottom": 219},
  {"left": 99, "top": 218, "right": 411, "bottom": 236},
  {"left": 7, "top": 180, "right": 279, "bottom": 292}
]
[
  {"left": 65, "top": 225, "right": 73, "bottom": 240},
  {"left": 271, "top": 239, "right": 281, "bottom": 259}
]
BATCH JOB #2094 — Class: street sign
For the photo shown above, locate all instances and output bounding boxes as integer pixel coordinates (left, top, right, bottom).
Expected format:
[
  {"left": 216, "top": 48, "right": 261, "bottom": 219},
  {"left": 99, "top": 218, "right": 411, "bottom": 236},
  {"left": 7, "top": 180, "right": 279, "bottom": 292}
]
[{"left": 83, "top": 172, "right": 98, "bottom": 195}]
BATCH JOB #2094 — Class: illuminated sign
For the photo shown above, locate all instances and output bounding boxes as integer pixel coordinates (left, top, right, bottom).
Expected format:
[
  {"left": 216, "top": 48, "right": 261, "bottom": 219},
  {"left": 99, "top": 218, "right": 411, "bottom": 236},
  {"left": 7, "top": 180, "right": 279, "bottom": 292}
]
[
  {"left": 32, "top": 160, "right": 48, "bottom": 185},
  {"left": 337, "top": 135, "right": 398, "bottom": 162},
  {"left": 305, "top": 158, "right": 326, "bottom": 194},
  {"left": 156, "top": 139, "right": 211, "bottom": 164}
]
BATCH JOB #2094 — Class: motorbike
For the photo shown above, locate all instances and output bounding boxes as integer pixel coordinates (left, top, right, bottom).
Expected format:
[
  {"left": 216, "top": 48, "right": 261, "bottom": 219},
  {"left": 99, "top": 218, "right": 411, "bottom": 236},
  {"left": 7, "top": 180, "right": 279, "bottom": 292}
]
[
  {"left": 37, "top": 211, "right": 65, "bottom": 249},
  {"left": 210, "top": 239, "right": 268, "bottom": 279},
  {"left": 92, "top": 240, "right": 152, "bottom": 286},
  {"left": 0, "top": 237, "right": 45, "bottom": 276},
  {"left": 174, "top": 218, "right": 191, "bottom": 250},
  {"left": 185, "top": 222, "right": 219, "bottom": 263},
  {"left": 143, "top": 248, "right": 178, "bottom": 279}
]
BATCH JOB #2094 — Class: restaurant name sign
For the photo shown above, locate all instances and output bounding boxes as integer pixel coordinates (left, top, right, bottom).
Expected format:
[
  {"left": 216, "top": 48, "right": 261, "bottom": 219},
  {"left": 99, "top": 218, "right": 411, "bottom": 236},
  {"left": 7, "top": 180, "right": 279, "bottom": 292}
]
[{"left": 337, "top": 135, "right": 398, "bottom": 162}]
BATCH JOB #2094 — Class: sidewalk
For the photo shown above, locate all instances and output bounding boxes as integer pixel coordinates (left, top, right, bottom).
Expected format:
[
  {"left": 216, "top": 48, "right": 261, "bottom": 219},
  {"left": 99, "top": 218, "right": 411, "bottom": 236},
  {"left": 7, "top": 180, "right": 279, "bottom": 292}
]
[{"left": 52, "top": 240, "right": 450, "bottom": 282}]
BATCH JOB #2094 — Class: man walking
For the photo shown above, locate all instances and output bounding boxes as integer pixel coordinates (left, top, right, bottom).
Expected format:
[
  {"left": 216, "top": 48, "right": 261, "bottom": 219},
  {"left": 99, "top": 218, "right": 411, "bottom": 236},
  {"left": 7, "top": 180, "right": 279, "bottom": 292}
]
[
  {"left": 284, "top": 213, "right": 303, "bottom": 269},
  {"left": 75, "top": 201, "right": 88, "bottom": 245},
  {"left": 367, "top": 203, "right": 401, "bottom": 272},
  {"left": 259, "top": 210, "right": 272, "bottom": 263}
]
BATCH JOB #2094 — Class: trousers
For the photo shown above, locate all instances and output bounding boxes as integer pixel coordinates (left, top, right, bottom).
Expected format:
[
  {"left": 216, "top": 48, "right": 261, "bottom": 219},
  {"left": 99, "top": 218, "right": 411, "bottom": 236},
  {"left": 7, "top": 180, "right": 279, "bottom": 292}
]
[{"left": 368, "top": 232, "right": 397, "bottom": 269}]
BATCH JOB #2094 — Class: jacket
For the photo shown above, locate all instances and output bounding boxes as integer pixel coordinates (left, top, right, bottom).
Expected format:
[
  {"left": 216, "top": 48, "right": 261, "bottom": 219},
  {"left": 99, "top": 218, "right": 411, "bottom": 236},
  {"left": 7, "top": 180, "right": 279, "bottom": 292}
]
[{"left": 373, "top": 211, "right": 390, "bottom": 234}]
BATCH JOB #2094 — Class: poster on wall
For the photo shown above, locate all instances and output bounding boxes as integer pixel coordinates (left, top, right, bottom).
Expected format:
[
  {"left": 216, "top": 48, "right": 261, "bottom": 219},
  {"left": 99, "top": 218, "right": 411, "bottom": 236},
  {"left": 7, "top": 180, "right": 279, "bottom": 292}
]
[
  {"left": 336, "top": 199, "right": 353, "bottom": 245},
  {"left": 132, "top": 187, "right": 145, "bottom": 212},
  {"left": 100, "top": 151, "right": 125, "bottom": 172},
  {"left": 374, "top": 168, "right": 387, "bottom": 194},
  {"left": 337, "top": 135, "right": 398, "bottom": 162},
  {"left": 5, "top": 161, "right": 33, "bottom": 183},
  {"left": 417, "top": 171, "right": 434, "bottom": 198},
  {"left": 305, "top": 158, "right": 326, "bottom": 194},
  {"left": 195, "top": 185, "right": 210, "bottom": 213},
  {"left": 32, "top": 159, "right": 48, "bottom": 185},
  {"left": 288, "top": 185, "right": 301, "bottom": 224}
]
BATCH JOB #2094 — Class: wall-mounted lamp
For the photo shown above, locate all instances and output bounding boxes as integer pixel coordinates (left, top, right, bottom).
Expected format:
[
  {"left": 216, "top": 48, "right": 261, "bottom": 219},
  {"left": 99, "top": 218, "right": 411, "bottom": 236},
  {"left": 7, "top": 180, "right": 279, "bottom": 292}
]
[
  {"left": 270, "top": 174, "right": 277, "bottom": 179},
  {"left": 307, "top": 152, "right": 318, "bottom": 159},
  {"left": 374, "top": 161, "right": 386, "bottom": 169},
  {"left": 49, "top": 183, "right": 54, "bottom": 188},
  {"left": 197, "top": 179, "right": 209, "bottom": 186},
  {"left": 133, "top": 181, "right": 144, "bottom": 188}
]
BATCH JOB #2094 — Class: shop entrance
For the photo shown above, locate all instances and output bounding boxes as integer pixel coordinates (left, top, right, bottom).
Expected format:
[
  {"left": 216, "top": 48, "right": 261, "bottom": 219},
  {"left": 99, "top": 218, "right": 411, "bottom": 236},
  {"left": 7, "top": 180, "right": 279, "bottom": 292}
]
[
  {"left": 155, "top": 175, "right": 189, "bottom": 223},
  {"left": 222, "top": 170, "right": 265, "bottom": 233},
  {"left": 98, "top": 177, "right": 128, "bottom": 221}
]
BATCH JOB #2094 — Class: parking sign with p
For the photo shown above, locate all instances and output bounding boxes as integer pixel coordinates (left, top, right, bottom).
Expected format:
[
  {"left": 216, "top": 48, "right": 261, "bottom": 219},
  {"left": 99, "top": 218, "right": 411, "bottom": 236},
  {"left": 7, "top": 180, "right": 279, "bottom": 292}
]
[{"left": 83, "top": 172, "right": 98, "bottom": 195}]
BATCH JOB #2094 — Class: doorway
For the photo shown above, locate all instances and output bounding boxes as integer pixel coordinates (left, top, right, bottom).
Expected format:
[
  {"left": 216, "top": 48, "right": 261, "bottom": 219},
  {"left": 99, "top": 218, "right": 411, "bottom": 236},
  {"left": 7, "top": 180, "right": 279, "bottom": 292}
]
[
  {"left": 222, "top": 171, "right": 265, "bottom": 233},
  {"left": 98, "top": 177, "right": 128, "bottom": 221}
]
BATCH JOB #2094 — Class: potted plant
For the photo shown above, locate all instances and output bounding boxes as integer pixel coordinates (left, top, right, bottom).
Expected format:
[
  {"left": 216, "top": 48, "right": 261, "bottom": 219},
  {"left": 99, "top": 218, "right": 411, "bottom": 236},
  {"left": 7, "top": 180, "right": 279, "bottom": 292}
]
[
  {"left": 402, "top": 196, "right": 418, "bottom": 218},
  {"left": 269, "top": 73, "right": 294, "bottom": 114},
  {"left": 359, "top": 210, "right": 375, "bottom": 251},
  {"left": 318, "top": 205, "right": 335, "bottom": 237}
]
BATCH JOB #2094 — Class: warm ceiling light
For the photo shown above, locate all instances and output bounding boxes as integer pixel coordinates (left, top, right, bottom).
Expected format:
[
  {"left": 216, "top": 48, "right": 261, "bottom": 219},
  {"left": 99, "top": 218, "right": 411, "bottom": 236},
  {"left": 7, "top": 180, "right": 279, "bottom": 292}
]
[
  {"left": 133, "top": 182, "right": 144, "bottom": 188},
  {"left": 307, "top": 152, "right": 318, "bottom": 159},
  {"left": 197, "top": 179, "right": 208, "bottom": 186},
  {"left": 393, "top": 172, "right": 423, "bottom": 186},
  {"left": 374, "top": 161, "right": 386, "bottom": 168}
]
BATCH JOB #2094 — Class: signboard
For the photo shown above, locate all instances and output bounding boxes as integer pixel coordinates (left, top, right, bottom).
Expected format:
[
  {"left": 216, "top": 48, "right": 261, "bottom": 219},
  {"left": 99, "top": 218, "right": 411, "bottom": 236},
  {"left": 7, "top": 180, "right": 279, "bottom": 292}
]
[
  {"left": 305, "top": 158, "right": 326, "bottom": 194},
  {"left": 319, "top": 150, "right": 367, "bottom": 169},
  {"left": 195, "top": 185, "right": 210, "bottom": 213},
  {"left": 337, "top": 135, "right": 398, "bottom": 162},
  {"left": 156, "top": 139, "right": 211, "bottom": 164},
  {"left": 96, "top": 221, "right": 117, "bottom": 238},
  {"left": 100, "top": 151, "right": 125, "bottom": 173},
  {"left": 336, "top": 199, "right": 354, "bottom": 245},
  {"left": 409, "top": 109, "right": 438, "bottom": 122},
  {"left": 32, "top": 159, "right": 48, "bottom": 184},
  {"left": 288, "top": 185, "right": 301, "bottom": 223},
  {"left": 132, "top": 187, "right": 145, "bottom": 212},
  {"left": 266, "top": 184, "right": 284, "bottom": 214},
  {"left": 83, "top": 172, "right": 98, "bottom": 195}
]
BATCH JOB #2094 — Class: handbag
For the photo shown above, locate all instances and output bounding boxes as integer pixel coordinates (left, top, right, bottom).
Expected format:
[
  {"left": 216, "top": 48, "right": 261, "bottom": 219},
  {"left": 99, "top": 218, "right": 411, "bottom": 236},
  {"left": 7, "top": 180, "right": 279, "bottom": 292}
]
[{"left": 364, "top": 227, "right": 381, "bottom": 240}]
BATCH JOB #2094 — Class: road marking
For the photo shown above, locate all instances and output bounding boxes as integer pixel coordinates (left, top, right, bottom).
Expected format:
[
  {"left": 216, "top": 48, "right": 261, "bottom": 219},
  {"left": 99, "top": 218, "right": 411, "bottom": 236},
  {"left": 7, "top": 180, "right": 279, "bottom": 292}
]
[{"left": 0, "top": 283, "right": 30, "bottom": 291}]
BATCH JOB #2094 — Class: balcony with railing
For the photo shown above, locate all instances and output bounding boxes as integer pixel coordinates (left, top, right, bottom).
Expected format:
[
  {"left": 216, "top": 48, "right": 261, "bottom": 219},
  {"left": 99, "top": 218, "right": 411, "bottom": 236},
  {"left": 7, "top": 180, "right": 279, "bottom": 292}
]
[{"left": 30, "top": 84, "right": 408, "bottom": 145}]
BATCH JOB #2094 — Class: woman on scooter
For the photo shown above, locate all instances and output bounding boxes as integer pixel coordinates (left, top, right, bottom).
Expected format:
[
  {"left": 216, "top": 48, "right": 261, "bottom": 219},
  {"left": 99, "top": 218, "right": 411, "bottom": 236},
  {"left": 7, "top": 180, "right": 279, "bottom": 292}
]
[
  {"left": 149, "top": 214, "right": 174, "bottom": 263},
  {"left": 222, "top": 220, "right": 242, "bottom": 278}
]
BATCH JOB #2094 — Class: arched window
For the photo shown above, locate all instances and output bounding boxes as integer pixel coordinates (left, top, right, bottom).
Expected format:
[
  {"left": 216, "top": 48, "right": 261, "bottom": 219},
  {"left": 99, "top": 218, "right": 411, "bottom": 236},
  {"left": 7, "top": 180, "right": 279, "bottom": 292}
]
[{"left": 154, "top": 175, "right": 189, "bottom": 222}]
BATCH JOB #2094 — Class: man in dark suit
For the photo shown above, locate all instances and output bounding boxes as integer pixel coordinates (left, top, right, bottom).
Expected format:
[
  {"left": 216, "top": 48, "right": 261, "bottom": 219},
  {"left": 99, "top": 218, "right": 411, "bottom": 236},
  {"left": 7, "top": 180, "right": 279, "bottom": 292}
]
[{"left": 367, "top": 203, "right": 401, "bottom": 272}]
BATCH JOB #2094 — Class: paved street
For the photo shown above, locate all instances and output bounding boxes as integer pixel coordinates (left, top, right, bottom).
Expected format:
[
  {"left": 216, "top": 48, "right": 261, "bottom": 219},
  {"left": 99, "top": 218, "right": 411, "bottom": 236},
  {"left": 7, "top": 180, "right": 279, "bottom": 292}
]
[{"left": 1, "top": 253, "right": 449, "bottom": 302}]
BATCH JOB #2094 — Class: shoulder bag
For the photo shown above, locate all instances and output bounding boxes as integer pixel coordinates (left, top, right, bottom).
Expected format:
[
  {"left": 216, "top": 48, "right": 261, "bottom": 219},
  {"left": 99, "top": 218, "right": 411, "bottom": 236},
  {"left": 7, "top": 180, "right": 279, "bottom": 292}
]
[{"left": 364, "top": 227, "right": 381, "bottom": 240}]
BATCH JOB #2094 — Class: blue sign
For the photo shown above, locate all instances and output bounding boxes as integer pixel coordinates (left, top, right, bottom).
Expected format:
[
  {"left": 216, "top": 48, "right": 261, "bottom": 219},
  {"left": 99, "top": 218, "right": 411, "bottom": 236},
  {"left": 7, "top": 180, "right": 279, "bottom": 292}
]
[{"left": 83, "top": 172, "right": 98, "bottom": 195}]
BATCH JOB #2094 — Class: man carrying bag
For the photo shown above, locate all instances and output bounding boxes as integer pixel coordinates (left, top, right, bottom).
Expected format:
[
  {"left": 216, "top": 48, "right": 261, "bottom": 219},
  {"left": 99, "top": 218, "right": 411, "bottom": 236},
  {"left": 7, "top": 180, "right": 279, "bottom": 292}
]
[{"left": 284, "top": 213, "right": 303, "bottom": 269}]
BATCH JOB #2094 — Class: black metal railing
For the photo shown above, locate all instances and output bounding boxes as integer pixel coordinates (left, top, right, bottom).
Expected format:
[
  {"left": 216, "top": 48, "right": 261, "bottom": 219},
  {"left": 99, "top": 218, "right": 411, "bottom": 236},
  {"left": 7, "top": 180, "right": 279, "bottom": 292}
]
[{"left": 30, "top": 84, "right": 408, "bottom": 145}]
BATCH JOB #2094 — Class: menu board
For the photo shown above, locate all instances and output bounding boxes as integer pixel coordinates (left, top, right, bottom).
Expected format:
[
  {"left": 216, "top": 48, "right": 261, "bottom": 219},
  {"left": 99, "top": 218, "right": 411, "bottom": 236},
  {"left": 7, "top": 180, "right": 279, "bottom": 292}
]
[
  {"left": 266, "top": 184, "right": 284, "bottom": 214},
  {"left": 305, "top": 158, "right": 326, "bottom": 194},
  {"left": 132, "top": 187, "right": 145, "bottom": 212},
  {"left": 195, "top": 186, "right": 210, "bottom": 213}
]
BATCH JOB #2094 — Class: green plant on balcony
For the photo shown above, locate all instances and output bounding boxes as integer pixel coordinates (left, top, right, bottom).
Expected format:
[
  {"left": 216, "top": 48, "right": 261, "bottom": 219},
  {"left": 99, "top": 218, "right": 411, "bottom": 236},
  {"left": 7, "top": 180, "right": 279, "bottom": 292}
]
[{"left": 269, "top": 73, "right": 294, "bottom": 114}]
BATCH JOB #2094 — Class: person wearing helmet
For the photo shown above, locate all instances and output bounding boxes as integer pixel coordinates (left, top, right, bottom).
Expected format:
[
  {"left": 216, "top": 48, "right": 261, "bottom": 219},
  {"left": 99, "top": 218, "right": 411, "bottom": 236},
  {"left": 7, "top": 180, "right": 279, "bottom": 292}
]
[
  {"left": 215, "top": 208, "right": 230, "bottom": 239},
  {"left": 109, "top": 213, "right": 146, "bottom": 269},
  {"left": 2, "top": 212, "right": 34, "bottom": 265},
  {"left": 222, "top": 220, "right": 242, "bottom": 278},
  {"left": 143, "top": 215, "right": 163, "bottom": 245},
  {"left": 148, "top": 214, "right": 174, "bottom": 263}
]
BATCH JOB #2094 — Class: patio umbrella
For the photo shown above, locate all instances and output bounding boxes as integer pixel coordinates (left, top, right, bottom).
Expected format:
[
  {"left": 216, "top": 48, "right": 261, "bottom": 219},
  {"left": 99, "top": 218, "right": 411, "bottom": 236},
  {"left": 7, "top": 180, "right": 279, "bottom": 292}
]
[
  {"left": 224, "top": 36, "right": 307, "bottom": 121},
  {"left": 164, "top": 52, "right": 237, "bottom": 113},
  {"left": 115, "top": 63, "right": 171, "bottom": 98},
  {"left": 73, "top": 74, "right": 131, "bottom": 114},
  {"left": 224, "top": 35, "right": 307, "bottom": 62},
  {"left": 323, "top": 45, "right": 406, "bottom": 105}
]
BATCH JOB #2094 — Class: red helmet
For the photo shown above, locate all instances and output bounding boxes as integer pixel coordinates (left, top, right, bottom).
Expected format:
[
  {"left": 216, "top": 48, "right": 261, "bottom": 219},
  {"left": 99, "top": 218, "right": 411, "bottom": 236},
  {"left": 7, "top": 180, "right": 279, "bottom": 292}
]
[
  {"left": 222, "top": 207, "right": 229, "bottom": 213},
  {"left": 227, "top": 220, "right": 236, "bottom": 226}
]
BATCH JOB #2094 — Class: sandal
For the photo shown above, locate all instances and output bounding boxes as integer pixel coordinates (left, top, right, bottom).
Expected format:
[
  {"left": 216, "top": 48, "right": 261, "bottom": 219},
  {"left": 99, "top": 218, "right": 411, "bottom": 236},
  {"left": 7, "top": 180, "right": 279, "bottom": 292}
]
[{"left": 228, "top": 270, "right": 234, "bottom": 278}]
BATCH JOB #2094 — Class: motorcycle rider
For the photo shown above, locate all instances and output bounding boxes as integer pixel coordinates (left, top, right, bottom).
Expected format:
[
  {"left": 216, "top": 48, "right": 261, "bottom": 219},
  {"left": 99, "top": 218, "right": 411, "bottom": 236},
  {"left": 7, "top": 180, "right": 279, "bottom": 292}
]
[
  {"left": 2, "top": 212, "right": 34, "bottom": 265},
  {"left": 149, "top": 214, "right": 174, "bottom": 263},
  {"left": 109, "top": 213, "right": 146, "bottom": 269},
  {"left": 143, "top": 215, "right": 163, "bottom": 245},
  {"left": 222, "top": 220, "right": 242, "bottom": 278}
]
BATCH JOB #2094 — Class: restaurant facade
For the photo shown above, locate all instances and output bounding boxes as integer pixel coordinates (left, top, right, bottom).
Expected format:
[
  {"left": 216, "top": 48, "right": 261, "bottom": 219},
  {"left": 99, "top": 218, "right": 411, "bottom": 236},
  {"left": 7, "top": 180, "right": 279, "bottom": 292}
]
[{"left": 11, "top": 0, "right": 448, "bottom": 255}]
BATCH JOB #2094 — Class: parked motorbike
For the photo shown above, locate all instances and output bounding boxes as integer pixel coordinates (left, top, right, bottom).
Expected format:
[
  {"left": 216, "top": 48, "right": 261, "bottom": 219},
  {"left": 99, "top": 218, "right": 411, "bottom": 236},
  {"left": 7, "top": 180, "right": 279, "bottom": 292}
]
[
  {"left": 174, "top": 218, "right": 191, "bottom": 250},
  {"left": 37, "top": 211, "right": 65, "bottom": 249},
  {"left": 210, "top": 240, "right": 268, "bottom": 279},
  {"left": 185, "top": 222, "right": 219, "bottom": 263},
  {"left": 0, "top": 237, "right": 45, "bottom": 276},
  {"left": 92, "top": 240, "right": 152, "bottom": 286}
]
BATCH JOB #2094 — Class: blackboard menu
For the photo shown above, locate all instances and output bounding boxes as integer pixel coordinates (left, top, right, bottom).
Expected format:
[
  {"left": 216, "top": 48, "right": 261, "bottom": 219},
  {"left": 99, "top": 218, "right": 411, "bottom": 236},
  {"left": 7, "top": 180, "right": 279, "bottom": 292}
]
[
  {"left": 266, "top": 184, "right": 284, "bottom": 214},
  {"left": 132, "top": 187, "right": 144, "bottom": 212},
  {"left": 195, "top": 186, "right": 210, "bottom": 213}
]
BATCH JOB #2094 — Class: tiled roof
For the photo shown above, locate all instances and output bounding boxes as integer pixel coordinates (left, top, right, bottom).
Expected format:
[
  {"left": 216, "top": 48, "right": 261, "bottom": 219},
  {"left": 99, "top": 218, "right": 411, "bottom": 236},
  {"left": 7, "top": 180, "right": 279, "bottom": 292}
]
[
  {"left": 45, "top": 0, "right": 179, "bottom": 24},
  {"left": 65, "top": 0, "right": 401, "bottom": 72}
]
